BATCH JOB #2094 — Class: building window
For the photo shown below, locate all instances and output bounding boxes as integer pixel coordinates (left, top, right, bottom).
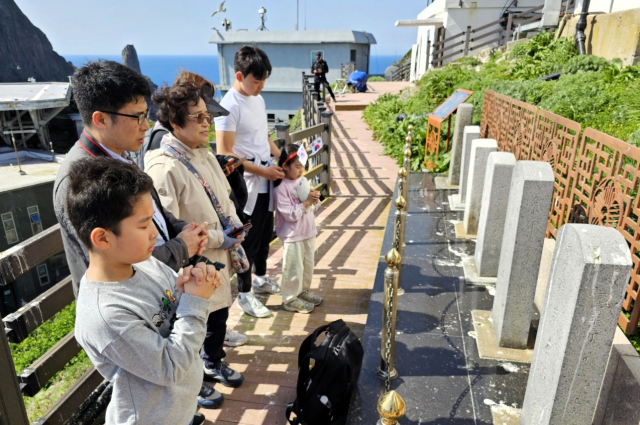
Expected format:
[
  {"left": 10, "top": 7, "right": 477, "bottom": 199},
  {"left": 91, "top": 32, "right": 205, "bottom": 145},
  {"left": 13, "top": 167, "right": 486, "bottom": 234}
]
[
  {"left": 1, "top": 212, "right": 18, "bottom": 244},
  {"left": 27, "top": 206, "right": 43, "bottom": 235},
  {"left": 37, "top": 264, "right": 50, "bottom": 286},
  {"left": 267, "top": 113, "right": 276, "bottom": 123},
  {"left": 310, "top": 50, "right": 324, "bottom": 66},
  {"left": 350, "top": 50, "right": 357, "bottom": 63}
]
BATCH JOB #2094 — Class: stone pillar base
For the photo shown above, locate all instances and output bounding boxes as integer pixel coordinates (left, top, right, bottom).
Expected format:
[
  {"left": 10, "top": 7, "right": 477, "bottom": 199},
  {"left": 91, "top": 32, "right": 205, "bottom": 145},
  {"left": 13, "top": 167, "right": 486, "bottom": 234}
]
[
  {"left": 434, "top": 176, "right": 459, "bottom": 190},
  {"left": 471, "top": 310, "right": 534, "bottom": 363},
  {"left": 462, "top": 257, "right": 497, "bottom": 285},
  {"left": 447, "top": 194, "right": 465, "bottom": 211}
]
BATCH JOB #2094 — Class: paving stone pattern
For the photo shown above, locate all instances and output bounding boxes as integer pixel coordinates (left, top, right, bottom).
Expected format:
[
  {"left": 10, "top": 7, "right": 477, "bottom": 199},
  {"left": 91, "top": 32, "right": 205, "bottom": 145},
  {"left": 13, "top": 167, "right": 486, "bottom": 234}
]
[{"left": 198, "top": 82, "right": 409, "bottom": 424}]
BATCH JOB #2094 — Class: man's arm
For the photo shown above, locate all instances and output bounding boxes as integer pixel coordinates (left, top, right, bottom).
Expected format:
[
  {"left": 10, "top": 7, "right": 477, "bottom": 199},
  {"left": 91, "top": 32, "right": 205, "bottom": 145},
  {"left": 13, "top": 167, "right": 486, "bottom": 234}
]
[{"left": 217, "top": 130, "right": 283, "bottom": 180}]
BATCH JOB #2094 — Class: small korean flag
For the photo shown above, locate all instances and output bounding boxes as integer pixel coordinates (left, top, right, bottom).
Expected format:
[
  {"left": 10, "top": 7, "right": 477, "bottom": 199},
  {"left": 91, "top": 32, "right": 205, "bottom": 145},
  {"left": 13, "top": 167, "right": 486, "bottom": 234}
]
[
  {"left": 297, "top": 144, "right": 308, "bottom": 166},
  {"left": 311, "top": 138, "right": 324, "bottom": 154}
]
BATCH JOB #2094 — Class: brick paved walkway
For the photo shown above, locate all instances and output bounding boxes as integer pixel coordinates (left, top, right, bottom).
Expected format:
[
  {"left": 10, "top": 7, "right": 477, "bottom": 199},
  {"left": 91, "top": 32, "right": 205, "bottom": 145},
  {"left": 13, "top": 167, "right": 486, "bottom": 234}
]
[{"left": 199, "top": 82, "right": 411, "bottom": 424}]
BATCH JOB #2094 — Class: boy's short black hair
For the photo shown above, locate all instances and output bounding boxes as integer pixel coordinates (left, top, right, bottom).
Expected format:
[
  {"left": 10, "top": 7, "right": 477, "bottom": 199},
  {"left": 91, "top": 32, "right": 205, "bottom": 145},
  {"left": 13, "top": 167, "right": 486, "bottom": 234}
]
[
  {"left": 72, "top": 60, "right": 151, "bottom": 126},
  {"left": 234, "top": 45, "right": 272, "bottom": 80},
  {"left": 65, "top": 158, "right": 154, "bottom": 249}
]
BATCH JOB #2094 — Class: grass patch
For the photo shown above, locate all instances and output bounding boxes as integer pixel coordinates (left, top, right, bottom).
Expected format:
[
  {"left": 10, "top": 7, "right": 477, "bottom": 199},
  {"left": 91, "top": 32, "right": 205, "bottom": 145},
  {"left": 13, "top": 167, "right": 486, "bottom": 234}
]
[
  {"left": 364, "top": 31, "right": 640, "bottom": 170},
  {"left": 9, "top": 302, "right": 95, "bottom": 421}
]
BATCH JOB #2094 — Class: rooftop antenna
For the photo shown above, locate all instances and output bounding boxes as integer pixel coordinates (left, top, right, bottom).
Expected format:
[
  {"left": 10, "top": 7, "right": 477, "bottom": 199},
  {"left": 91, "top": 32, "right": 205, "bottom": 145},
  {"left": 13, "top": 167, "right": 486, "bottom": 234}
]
[
  {"left": 296, "top": 0, "right": 299, "bottom": 31},
  {"left": 258, "top": 7, "right": 268, "bottom": 31},
  {"left": 222, "top": 18, "right": 232, "bottom": 32}
]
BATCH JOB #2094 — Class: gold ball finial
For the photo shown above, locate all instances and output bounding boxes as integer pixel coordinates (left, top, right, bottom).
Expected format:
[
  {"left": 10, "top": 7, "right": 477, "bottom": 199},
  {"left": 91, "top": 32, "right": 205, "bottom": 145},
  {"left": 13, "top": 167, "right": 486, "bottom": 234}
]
[
  {"left": 404, "top": 147, "right": 412, "bottom": 158},
  {"left": 407, "top": 124, "right": 414, "bottom": 131},
  {"left": 398, "top": 167, "right": 407, "bottom": 179},
  {"left": 385, "top": 248, "right": 401, "bottom": 269},
  {"left": 377, "top": 390, "right": 406, "bottom": 425},
  {"left": 395, "top": 195, "right": 406, "bottom": 211},
  {"left": 405, "top": 135, "right": 412, "bottom": 143}
]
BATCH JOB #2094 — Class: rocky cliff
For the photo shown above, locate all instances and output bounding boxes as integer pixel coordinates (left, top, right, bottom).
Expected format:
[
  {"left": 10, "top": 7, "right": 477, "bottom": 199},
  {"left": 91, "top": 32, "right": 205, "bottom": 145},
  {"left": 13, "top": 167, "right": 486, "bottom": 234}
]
[
  {"left": 0, "top": 0, "right": 75, "bottom": 82},
  {"left": 121, "top": 44, "right": 158, "bottom": 120}
]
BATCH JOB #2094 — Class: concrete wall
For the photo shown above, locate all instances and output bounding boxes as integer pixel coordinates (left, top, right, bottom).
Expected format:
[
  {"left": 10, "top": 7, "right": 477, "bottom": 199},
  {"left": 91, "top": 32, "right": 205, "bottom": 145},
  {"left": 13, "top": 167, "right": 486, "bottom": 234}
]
[
  {"left": 217, "top": 42, "right": 367, "bottom": 120},
  {"left": 562, "top": 7, "right": 640, "bottom": 65},
  {"left": 217, "top": 42, "right": 365, "bottom": 89}
]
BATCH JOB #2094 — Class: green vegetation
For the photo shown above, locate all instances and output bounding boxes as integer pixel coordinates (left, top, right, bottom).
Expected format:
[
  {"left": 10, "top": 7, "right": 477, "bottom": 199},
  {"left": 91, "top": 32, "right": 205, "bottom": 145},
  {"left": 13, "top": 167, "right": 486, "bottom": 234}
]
[
  {"left": 363, "top": 31, "right": 640, "bottom": 170},
  {"left": 9, "top": 302, "right": 94, "bottom": 421},
  {"left": 368, "top": 76, "right": 387, "bottom": 82}
]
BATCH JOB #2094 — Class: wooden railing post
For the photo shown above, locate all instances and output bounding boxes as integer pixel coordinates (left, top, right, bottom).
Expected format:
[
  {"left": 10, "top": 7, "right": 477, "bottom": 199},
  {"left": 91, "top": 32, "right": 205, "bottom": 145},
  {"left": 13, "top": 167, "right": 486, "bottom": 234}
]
[
  {"left": 505, "top": 13, "right": 514, "bottom": 46},
  {"left": 321, "top": 110, "right": 333, "bottom": 197},
  {"left": 463, "top": 26, "right": 472, "bottom": 57},
  {"left": 0, "top": 314, "right": 30, "bottom": 425},
  {"left": 275, "top": 122, "right": 290, "bottom": 146}
]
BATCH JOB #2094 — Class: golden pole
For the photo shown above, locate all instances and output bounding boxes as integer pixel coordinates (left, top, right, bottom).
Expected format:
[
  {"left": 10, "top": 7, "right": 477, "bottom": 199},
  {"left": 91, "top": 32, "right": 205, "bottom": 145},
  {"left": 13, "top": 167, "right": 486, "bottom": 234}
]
[{"left": 377, "top": 248, "right": 401, "bottom": 381}]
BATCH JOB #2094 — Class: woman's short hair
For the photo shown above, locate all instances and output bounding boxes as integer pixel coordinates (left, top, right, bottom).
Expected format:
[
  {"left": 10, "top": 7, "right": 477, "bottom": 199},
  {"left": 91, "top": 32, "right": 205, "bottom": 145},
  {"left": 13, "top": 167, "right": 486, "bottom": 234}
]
[{"left": 152, "top": 82, "right": 202, "bottom": 132}]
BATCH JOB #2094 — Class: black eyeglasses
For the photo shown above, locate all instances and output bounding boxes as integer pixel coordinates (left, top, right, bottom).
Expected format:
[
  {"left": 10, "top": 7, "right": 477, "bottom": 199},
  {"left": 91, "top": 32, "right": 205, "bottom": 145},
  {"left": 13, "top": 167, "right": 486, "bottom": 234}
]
[
  {"left": 187, "top": 112, "right": 215, "bottom": 124},
  {"left": 101, "top": 109, "right": 150, "bottom": 125}
]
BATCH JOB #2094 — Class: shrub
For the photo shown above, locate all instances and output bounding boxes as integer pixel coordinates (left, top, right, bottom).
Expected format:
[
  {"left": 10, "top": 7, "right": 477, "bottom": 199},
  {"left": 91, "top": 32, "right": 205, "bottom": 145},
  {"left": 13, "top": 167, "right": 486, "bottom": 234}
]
[
  {"left": 562, "top": 54, "right": 610, "bottom": 74},
  {"left": 368, "top": 76, "right": 387, "bottom": 82}
]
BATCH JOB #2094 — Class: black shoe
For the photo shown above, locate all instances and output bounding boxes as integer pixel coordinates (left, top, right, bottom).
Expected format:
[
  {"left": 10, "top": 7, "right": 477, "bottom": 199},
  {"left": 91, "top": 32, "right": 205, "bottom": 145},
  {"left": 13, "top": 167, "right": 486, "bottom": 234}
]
[
  {"left": 203, "top": 361, "right": 245, "bottom": 387},
  {"left": 197, "top": 382, "right": 224, "bottom": 409},
  {"left": 192, "top": 412, "right": 206, "bottom": 425}
]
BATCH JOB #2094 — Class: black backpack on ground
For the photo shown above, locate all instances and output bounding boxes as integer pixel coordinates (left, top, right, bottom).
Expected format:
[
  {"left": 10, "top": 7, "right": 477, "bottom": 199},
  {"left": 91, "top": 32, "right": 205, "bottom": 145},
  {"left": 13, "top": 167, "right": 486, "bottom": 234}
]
[{"left": 286, "top": 319, "right": 364, "bottom": 425}]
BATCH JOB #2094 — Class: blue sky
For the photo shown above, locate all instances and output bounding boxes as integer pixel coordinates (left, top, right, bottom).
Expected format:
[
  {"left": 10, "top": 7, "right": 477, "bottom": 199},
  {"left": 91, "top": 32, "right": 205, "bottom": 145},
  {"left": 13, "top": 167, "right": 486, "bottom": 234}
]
[{"left": 15, "top": 0, "right": 426, "bottom": 56}]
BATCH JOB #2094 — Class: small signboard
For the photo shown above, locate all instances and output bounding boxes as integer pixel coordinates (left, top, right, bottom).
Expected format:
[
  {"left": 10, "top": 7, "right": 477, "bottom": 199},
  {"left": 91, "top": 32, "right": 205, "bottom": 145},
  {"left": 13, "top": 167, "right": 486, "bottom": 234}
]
[{"left": 424, "top": 89, "right": 473, "bottom": 167}]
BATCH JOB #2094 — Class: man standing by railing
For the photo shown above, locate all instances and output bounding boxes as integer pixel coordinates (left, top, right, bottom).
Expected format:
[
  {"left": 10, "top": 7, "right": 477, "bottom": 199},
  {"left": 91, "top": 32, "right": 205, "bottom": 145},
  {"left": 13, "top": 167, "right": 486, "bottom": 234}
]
[
  {"left": 312, "top": 52, "right": 337, "bottom": 103},
  {"left": 215, "top": 45, "right": 284, "bottom": 319}
]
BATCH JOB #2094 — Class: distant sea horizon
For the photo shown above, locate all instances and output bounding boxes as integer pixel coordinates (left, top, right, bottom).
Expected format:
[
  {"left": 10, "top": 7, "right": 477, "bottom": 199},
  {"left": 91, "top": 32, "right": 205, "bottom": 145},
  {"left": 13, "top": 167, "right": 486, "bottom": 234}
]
[{"left": 63, "top": 54, "right": 402, "bottom": 88}]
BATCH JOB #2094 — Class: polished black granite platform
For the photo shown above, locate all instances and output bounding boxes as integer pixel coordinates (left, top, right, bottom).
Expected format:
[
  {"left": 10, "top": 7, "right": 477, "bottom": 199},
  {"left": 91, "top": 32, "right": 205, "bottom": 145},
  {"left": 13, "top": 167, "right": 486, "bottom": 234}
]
[{"left": 346, "top": 173, "right": 530, "bottom": 425}]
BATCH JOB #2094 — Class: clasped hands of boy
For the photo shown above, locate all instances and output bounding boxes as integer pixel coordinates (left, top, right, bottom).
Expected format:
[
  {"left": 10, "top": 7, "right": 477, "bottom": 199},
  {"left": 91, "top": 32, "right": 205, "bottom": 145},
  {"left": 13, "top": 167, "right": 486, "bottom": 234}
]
[{"left": 177, "top": 261, "right": 222, "bottom": 299}]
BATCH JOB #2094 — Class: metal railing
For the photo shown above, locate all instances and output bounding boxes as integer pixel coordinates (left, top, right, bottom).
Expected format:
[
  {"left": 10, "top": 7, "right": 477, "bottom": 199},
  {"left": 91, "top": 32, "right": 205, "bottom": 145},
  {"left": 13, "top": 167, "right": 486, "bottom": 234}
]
[
  {"left": 375, "top": 125, "right": 414, "bottom": 424},
  {"left": 480, "top": 89, "right": 640, "bottom": 335},
  {"left": 0, "top": 224, "right": 105, "bottom": 425},
  {"left": 431, "top": 4, "right": 544, "bottom": 68},
  {"left": 275, "top": 110, "right": 333, "bottom": 199},
  {"left": 391, "top": 62, "right": 411, "bottom": 82}
]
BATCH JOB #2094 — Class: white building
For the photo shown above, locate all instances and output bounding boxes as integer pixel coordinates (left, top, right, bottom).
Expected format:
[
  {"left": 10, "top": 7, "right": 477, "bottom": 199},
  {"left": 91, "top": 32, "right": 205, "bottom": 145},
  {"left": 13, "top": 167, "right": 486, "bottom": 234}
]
[
  {"left": 209, "top": 29, "right": 376, "bottom": 123},
  {"left": 398, "top": 0, "right": 544, "bottom": 82}
]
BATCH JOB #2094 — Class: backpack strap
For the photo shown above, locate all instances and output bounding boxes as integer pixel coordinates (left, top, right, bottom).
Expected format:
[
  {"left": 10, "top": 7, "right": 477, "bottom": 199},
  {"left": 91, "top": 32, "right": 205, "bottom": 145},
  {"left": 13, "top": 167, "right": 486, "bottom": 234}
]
[{"left": 297, "top": 319, "right": 346, "bottom": 366}]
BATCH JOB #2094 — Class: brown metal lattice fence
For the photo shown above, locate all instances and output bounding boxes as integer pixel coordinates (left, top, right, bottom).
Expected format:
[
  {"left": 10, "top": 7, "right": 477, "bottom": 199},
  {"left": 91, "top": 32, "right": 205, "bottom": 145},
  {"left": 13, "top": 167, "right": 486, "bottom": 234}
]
[{"left": 479, "top": 89, "right": 640, "bottom": 334}]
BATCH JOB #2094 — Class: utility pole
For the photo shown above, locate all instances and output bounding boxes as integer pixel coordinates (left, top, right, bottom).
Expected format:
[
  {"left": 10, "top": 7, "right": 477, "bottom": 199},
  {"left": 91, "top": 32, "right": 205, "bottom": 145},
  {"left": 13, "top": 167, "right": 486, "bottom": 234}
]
[{"left": 296, "top": 0, "right": 299, "bottom": 31}]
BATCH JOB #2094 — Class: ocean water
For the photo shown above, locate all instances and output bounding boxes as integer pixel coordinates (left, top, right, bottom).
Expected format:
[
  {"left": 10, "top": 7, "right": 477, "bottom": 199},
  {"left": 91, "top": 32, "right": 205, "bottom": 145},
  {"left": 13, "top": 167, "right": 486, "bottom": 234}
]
[{"left": 63, "top": 54, "right": 400, "bottom": 88}]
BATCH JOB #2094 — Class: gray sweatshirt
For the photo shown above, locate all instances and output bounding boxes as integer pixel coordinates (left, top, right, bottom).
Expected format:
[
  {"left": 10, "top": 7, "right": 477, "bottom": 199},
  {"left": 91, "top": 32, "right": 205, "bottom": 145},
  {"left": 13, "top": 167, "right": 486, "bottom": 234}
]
[{"left": 74, "top": 256, "right": 210, "bottom": 425}]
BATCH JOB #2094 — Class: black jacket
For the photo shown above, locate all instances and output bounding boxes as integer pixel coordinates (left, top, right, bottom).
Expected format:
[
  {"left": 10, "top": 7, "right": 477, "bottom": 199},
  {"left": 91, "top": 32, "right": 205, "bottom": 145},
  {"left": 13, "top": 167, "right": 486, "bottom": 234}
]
[
  {"left": 53, "top": 130, "right": 190, "bottom": 296},
  {"left": 312, "top": 59, "right": 329, "bottom": 82}
]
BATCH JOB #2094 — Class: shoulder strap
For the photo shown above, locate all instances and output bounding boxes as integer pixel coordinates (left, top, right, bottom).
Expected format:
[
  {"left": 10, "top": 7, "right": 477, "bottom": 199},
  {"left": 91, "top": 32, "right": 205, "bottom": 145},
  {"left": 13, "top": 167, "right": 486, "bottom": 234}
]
[{"left": 161, "top": 145, "right": 231, "bottom": 229}]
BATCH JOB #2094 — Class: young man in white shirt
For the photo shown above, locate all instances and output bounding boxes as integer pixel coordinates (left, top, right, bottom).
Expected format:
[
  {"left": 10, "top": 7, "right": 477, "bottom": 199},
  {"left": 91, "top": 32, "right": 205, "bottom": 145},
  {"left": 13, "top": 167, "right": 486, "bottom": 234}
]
[{"left": 215, "top": 45, "right": 284, "bottom": 318}]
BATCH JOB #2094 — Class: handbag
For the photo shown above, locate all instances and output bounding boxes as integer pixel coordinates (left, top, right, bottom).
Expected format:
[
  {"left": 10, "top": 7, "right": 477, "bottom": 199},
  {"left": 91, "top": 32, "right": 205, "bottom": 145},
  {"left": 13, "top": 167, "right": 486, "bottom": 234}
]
[{"left": 161, "top": 145, "right": 250, "bottom": 273}]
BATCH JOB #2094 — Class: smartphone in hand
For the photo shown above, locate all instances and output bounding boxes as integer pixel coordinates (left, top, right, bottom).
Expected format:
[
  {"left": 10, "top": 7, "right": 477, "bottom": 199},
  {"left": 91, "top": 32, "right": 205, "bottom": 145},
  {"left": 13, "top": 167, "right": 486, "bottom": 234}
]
[{"left": 228, "top": 222, "right": 252, "bottom": 238}]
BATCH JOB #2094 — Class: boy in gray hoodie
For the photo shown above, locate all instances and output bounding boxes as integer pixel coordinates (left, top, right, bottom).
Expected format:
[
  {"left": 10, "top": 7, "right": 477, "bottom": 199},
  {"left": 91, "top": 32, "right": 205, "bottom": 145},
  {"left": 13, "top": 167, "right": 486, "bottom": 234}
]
[{"left": 66, "top": 157, "right": 221, "bottom": 425}]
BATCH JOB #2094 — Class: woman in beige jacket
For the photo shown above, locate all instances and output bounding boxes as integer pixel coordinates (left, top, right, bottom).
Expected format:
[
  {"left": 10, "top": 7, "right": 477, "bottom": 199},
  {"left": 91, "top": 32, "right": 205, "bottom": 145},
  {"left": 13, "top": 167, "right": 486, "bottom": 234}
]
[{"left": 145, "top": 81, "right": 246, "bottom": 405}]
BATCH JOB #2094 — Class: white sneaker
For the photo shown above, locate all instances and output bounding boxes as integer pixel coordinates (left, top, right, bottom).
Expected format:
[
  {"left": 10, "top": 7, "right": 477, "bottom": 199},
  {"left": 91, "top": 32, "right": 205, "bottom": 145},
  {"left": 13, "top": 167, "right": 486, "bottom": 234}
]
[
  {"left": 252, "top": 276, "right": 282, "bottom": 294},
  {"left": 224, "top": 329, "right": 247, "bottom": 347},
  {"left": 238, "top": 292, "right": 271, "bottom": 318}
]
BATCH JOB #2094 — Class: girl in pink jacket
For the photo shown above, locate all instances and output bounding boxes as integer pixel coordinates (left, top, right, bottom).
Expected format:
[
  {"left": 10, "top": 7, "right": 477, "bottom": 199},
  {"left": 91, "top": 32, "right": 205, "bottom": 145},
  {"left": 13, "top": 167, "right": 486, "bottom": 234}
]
[{"left": 273, "top": 144, "right": 323, "bottom": 313}]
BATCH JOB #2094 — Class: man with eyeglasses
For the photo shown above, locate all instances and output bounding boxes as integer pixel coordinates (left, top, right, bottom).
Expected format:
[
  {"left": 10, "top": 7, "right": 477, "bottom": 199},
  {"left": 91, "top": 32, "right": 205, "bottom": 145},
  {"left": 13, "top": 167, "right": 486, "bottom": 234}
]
[{"left": 54, "top": 60, "right": 209, "bottom": 297}]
